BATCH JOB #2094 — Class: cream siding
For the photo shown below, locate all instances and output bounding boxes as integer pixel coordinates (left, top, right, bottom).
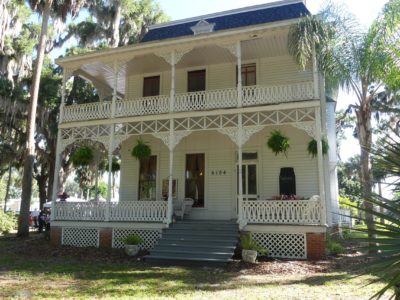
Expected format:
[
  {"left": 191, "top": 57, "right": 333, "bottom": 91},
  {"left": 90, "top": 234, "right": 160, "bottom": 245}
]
[{"left": 119, "top": 126, "right": 318, "bottom": 220}]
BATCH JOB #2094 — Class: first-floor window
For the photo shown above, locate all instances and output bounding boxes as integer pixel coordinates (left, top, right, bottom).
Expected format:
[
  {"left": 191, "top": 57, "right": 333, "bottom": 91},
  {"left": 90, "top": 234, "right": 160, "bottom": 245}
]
[{"left": 138, "top": 156, "right": 157, "bottom": 200}]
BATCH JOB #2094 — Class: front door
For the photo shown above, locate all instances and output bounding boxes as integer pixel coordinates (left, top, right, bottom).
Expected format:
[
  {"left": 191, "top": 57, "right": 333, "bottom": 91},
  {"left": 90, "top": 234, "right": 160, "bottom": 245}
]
[
  {"left": 185, "top": 153, "right": 205, "bottom": 207},
  {"left": 237, "top": 163, "right": 258, "bottom": 201}
]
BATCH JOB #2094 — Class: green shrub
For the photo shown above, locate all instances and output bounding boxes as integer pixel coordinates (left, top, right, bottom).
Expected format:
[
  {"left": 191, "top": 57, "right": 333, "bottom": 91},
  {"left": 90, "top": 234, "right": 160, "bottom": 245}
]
[
  {"left": 0, "top": 211, "right": 17, "bottom": 234},
  {"left": 326, "top": 237, "right": 345, "bottom": 255},
  {"left": 240, "top": 234, "right": 268, "bottom": 256},
  {"left": 121, "top": 234, "right": 143, "bottom": 245}
]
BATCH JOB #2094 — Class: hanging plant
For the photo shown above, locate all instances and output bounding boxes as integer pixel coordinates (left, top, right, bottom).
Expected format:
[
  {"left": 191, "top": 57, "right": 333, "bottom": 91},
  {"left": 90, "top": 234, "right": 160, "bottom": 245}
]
[
  {"left": 307, "top": 138, "right": 329, "bottom": 158},
  {"left": 71, "top": 146, "right": 94, "bottom": 167},
  {"left": 131, "top": 138, "right": 152, "bottom": 160},
  {"left": 267, "top": 130, "right": 290, "bottom": 157}
]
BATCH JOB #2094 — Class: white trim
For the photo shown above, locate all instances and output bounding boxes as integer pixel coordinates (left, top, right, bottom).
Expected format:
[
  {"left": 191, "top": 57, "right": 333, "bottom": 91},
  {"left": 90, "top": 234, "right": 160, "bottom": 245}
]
[
  {"left": 243, "top": 224, "right": 327, "bottom": 234},
  {"left": 149, "top": 0, "right": 304, "bottom": 29},
  {"left": 59, "top": 100, "right": 321, "bottom": 129}
]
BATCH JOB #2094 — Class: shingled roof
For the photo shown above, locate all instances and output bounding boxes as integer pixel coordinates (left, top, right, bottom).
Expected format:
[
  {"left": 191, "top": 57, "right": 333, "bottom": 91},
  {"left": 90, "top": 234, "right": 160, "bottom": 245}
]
[{"left": 141, "top": 1, "right": 309, "bottom": 43}]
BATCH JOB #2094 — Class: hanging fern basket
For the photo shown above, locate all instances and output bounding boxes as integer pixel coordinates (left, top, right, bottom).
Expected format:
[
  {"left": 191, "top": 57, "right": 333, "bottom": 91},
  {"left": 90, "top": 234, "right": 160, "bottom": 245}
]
[
  {"left": 131, "top": 138, "right": 152, "bottom": 160},
  {"left": 267, "top": 130, "right": 290, "bottom": 157},
  {"left": 71, "top": 145, "right": 94, "bottom": 167},
  {"left": 307, "top": 138, "right": 329, "bottom": 158}
]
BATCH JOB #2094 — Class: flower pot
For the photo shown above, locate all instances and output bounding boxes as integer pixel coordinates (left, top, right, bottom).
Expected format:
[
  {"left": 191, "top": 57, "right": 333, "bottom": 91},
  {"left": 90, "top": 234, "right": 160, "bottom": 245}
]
[
  {"left": 242, "top": 249, "right": 257, "bottom": 263},
  {"left": 125, "top": 244, "right": 140, "bottom": 256}
]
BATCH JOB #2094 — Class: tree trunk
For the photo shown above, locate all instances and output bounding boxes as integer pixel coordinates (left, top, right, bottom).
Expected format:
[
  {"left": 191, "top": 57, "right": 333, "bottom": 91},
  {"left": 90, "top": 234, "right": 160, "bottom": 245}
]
[
  {"left": 46, "top": 139, "right": 56, "bottom": 203},
  {"left": 111, "top": 0, "right": 122, "bottom": 48},
  {"left": 17, "top": 0, "right": 53, "bottom": 237},
  {"left": 3, "top": 164, "right": 12, "bottom": 212},
  {"left": 356, "top": 92, "right": 376, "bottom": 252},
  {"left": 36, "top": 172, "right": 48, "bottom": 209}
]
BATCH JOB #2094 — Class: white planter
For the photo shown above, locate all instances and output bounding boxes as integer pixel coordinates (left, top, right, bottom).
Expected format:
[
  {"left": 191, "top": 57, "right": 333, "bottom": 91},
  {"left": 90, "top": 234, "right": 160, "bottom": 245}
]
[
  {"left": 242, "top": 249, "right": 257, "bottom": 263},
  {"left": 125, "top": 244, "right": 140, "bottom": 256}
]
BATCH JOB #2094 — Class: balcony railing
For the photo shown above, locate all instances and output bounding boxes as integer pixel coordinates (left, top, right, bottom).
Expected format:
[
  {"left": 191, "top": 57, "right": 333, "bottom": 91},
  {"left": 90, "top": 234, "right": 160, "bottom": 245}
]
[
  {"left": 61, "top": 82, "right": 314, "bottom": 123},
  {"left": 242, "top": 198, "right": 322, "bottom": 225}
]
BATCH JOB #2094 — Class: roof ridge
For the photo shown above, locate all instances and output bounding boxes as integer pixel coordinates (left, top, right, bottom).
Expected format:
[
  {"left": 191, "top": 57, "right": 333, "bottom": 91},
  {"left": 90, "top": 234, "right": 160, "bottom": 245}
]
[{"left": 148, "top": 0, "right": 304, "bottom": 30}]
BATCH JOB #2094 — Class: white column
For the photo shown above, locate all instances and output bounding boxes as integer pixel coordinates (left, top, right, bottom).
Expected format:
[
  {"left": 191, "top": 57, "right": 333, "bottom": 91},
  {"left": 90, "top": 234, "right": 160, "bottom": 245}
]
[
  {"left": 315, "top": 107, "right": 327, "bottom": 225},
  {"left": 237, "top": 113, "right": 244, "bottom": 226},
  {"left": 312, "top": 46, "right": 319, "bottom": 100},
  {"left": 166, "top": 50, "right": 176, "bottom": 224},
  {"left": 236, "top": 41, "right": 242, "bottom": 108},
  {"left": 50, "top": 71, "right": 67, "bottom": 221},
  {"left": 106, "top": 62, "right": 118, "bottom": 221},
  {"left": 167, "top": 120, "right": 174, "bottom": 224}
]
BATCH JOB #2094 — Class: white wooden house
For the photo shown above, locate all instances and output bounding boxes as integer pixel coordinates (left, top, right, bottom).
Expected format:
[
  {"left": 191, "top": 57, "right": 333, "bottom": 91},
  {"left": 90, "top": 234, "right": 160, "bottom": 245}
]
[{"left": 51, "top": 0, "right": 340, "bottom": 262}]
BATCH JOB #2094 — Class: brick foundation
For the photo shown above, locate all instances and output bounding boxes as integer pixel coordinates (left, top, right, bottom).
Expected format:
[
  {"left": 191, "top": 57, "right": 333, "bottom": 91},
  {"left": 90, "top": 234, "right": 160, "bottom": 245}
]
[
  {"left": 306, "top": 232, "right": 326, "bottom": 260},
  {"left": 99, "top": 228, "right": 113, "bottom": 249},
  {"left": 51, "top": 226, "right": 62, "bottom": 246}
]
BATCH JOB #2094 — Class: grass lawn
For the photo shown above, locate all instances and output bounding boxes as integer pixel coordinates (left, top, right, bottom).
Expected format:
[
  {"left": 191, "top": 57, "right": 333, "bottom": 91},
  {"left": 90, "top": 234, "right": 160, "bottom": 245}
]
[{"left": 0, "top": 234, "right": 391, "bottom": 299}]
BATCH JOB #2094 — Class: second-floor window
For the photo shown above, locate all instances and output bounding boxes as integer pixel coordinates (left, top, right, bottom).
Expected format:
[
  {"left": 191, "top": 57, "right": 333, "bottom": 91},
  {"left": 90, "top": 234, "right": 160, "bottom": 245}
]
[
  {"left": 188, "top": 70, "right": 206, "bottom": 92},
  {"left": 143, "top": 76, "right": 160, "bottom": 97},
  {"left": 237, "top": 63, "right": 256, "bottom": 86}
]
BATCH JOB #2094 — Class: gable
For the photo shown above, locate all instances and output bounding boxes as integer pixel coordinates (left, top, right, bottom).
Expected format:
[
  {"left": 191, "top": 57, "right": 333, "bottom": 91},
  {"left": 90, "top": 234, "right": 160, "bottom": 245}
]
[{"left": 141, "top": 2, "right": 309, "bottom": 43}]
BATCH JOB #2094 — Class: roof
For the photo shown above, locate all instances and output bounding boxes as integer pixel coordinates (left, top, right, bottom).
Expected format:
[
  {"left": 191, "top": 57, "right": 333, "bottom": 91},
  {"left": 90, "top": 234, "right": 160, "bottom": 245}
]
[{"left": 141, "top": 0, "right": 309, "bottom": 43}]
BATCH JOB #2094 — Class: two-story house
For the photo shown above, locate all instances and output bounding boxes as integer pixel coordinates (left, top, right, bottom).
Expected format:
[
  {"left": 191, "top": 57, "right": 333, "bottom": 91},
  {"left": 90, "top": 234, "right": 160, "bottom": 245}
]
[{"left": 51, "top": 0, "right": 340, "bottom": 262}]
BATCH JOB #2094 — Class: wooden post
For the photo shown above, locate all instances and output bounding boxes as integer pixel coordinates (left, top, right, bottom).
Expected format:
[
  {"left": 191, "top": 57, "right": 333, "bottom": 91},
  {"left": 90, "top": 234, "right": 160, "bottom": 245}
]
[
  {"left": 237, "top": 113, "right": 244, "bottom": 226},
  {"left": 237, "top": 41, "right": 242, "bottom": 108},
  {"left": 315, "top": 107, "right": 327, "bottom": 225}
]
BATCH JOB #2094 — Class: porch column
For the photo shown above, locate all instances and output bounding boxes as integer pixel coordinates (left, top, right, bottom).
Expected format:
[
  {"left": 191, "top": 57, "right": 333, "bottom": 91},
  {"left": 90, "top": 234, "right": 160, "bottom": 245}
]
[
  {"left": 50, "top": 71, "right": 67, "bottom": 221},
  {"left": 167, "top": 50, "right": 176, "bottom": 224},
  {"left": 237, "top": 113, "right": 244, "bottom": 226},
  {"left": 105, "top": 62, "right": 118, "bottom": 221},
  {"left": 236, "top": 41, "right": 242, "bottom": 108},
  {"left": 315, "top": 107, "right": 327, "bottom": 225}
]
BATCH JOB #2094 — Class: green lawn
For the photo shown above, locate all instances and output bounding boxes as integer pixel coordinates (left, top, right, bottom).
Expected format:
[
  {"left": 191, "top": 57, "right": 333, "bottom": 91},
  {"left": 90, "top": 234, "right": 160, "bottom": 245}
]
[{"left": 0, "top": 234, "right": 391, "bottom": 299}]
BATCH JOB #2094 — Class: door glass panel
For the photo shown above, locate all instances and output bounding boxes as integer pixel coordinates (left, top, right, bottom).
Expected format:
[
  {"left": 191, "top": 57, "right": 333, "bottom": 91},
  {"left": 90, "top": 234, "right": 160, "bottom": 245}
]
[
  {"left": 143, "top": 76, "right": 160, "bottom": 97},
  {"left": 138, "top": 156, "right": 157, "bottom": 200},
  {"left": 185, "top": 153, "right": 205, "bottom": 207},
  {"left": 188, "top": 70, "right": 206, "bottom": 92},
  {"left": 247, "top": 164, "right": 257, "bottom": 195}
]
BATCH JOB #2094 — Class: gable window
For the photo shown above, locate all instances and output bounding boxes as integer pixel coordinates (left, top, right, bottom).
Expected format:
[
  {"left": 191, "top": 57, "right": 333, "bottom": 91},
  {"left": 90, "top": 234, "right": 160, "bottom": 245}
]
[
  {"left": 237, "top": 63, "right": 256, "bottom": 86},
  {"left": 138, "top": 155, "right": 157, "bottom": 200},
  {"left": 188, "top": 70, "right": 206, "bottom": 92},
  {"left": 143, "top": 76, "right": 160, "bottom": 97}
]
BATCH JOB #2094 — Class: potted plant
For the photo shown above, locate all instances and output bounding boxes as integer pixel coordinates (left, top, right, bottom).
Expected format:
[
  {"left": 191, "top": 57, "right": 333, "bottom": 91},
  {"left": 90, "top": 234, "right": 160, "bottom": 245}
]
[
  {"left": 71, "top": 145, "right": 94, "bottom": 166},
  {"left": 131, "top": 138, "right": 152, "bottom": 160},
  {"left": 121, "top": 234, "right": 143, "bottom": 256},
  {"left": 267, "top": 130, "right": 290, "bottom": 157},
  {"left": 307, "top": 138, "right": 329, "bottom": 158},
  {"left": 240, "top": 234, "right": 268, "bottom": 263}
]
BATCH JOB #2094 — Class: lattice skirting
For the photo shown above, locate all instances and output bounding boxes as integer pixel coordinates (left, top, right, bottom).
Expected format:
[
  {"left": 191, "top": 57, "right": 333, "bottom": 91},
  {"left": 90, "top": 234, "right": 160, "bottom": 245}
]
[
  {"left": 251, "top": 232, "right": 306, "bottom": 259},
  {"left": 62, "top": 227, "right": 99, "bottom": 248},
  {"left": 112, "top": 229, "right": 162, "bottom": 250}
]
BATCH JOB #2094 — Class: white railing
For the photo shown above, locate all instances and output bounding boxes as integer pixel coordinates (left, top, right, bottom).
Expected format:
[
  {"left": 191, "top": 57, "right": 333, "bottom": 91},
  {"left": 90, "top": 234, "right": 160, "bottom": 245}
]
[
  {"left": 53, "top": 201, "right": 167, "bottom": 222},
  {"left": 61, "top": 82, "right": 314, "bottom": 123},
  {"left": 63, "top": 101, "right": 112, "bottom": 122},
  {"left": 115, "top": 95, "right": 170, "bottom": 117},
  {"left": 174, "top": 87, "right": 238, "bottom": 112},
  {"left": 242, "top": 82, "right": 314, "bottom": 107},
  {"left": 109, "top": 201, "right": 167, "bottom": 222},
  {"left": 53, "top": 202, "right": 106, "bottom": 221},
  {"left": 243, "top": 199, "right": 322, "bottom": 225}
]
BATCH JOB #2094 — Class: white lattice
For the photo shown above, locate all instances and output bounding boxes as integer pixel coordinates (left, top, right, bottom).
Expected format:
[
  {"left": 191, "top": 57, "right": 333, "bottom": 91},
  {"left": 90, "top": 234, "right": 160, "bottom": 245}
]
[
  {"left": 251, "top": 232, "right": 306, "bottom": 259},
  {"left": 112, "top": 229, "right": 162, "bottom": 250},
  {"left": 62, "top": 227, "right": 99, "bottom": 248},
  {"left": 63, "top": 101, "right": 111, "bottom": 122}
]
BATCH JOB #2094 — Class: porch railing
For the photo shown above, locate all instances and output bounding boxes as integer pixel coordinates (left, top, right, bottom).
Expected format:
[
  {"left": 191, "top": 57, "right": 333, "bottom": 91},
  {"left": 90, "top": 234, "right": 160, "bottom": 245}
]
[
  {"left": 242, "top": 199, "right": 322, "bottom": 225},
  {"left": 61, "top": 82, "right": 314, "bottom": 123},
  {"left": 53, "top": 201, "right": 167, "bottom": 222}
]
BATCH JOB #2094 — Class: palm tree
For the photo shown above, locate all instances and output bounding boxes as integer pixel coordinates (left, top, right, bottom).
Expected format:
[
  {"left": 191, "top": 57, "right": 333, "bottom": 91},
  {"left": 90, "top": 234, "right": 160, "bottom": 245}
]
[
  {"left": 288, "top": 1, "right": 400, "bottom": 245},
  {"left": 18, "top": 0, "right": 84, "bottom": 237}
]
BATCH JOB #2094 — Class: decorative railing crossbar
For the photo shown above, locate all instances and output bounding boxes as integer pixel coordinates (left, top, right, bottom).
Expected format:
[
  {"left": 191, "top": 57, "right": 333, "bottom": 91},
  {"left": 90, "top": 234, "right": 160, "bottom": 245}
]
[
  {"left": 62, "top": 82, "right": 314, "bottom": 123},
  {"left": 242, "top": 199, "right": 322, "bottom": 225},
  {"left": 53, "top": 201, "right": 167, "bottom": 222}
]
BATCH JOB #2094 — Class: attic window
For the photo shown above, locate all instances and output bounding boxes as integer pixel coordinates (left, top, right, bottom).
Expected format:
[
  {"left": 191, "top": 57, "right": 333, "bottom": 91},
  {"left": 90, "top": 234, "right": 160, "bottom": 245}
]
[{"left": 190, "top": 20, "right": 215, "bottom": 35}]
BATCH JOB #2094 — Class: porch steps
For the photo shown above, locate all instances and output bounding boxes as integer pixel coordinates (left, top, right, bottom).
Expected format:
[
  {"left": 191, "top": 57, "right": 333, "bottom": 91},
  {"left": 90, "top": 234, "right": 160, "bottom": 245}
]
[{"left": 144, "top": 220, "right": 239, "bottom": 265}]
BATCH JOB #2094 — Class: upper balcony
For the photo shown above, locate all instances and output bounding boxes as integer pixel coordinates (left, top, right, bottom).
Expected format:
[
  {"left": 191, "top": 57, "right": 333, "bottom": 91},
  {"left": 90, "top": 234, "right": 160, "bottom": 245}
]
[{"left": 62, "top": 82, "right": 315, "bottom": 123}]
